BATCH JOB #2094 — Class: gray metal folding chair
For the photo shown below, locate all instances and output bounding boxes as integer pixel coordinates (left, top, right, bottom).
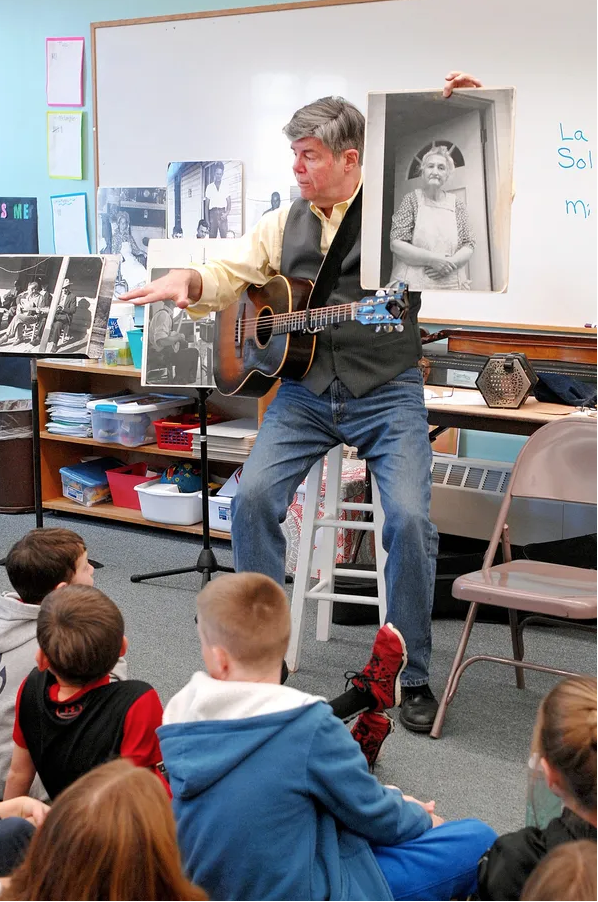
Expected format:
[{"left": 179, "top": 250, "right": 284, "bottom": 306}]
[{"left": 431, "top": 416, "right": 597, "bottom": 739}]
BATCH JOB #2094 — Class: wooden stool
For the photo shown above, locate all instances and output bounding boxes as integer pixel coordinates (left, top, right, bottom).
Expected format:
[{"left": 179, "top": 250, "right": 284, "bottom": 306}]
[{"left": 287, "top": 445, "right": 387, "bottom": 672}]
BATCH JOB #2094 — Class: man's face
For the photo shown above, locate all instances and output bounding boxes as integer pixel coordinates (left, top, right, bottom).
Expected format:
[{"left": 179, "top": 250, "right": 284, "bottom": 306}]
[
  {"left": 291, "top": 137, "right": 353, "bottom": 207},
  {"left": 197, "top": 225, "right": 209, "bottom": 238},
  {"left": 214, "top": 167, "right": 224, "bottom": 185}
]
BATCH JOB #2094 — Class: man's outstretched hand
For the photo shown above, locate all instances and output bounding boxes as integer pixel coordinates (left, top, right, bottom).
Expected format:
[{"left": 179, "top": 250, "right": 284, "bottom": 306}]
[
  {"left": 443, "top": 71, "right": 483, "bottom": 97},
  {"left": 120, "top": 268, "right": 202, "bottom": 309}
]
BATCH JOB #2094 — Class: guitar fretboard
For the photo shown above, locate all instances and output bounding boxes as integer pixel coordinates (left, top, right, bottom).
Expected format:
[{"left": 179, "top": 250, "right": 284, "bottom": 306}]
[{"left": 272, "top": 303, "right": 355, "bottom": 336}]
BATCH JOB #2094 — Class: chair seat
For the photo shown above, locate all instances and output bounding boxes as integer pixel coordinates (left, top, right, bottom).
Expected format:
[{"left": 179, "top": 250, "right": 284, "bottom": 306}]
[{"left": 453, "top": 559, "right": 597, "bottom": 617}]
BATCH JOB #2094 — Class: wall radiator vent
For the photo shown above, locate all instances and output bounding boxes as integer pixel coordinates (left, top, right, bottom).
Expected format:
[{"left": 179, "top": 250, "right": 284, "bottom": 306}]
[
  {"left": 429, "top": 456, "right": 594, "bottom": 544},
  {"left": 431, "top": 457, "right": 511, "bottom": 494}
]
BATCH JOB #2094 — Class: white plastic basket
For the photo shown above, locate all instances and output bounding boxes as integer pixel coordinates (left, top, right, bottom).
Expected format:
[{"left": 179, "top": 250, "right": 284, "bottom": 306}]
[{"left": 135, "top": 479, "right": 203, "bottom": 526}]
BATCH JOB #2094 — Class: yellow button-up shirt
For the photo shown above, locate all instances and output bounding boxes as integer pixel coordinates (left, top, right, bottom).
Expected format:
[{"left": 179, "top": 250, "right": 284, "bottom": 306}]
[{"left": 186, "top": 177, "right": 363, "bottom": 320}]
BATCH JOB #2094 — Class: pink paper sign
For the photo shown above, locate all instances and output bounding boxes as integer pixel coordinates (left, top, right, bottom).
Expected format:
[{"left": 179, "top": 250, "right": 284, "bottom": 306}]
[{"left": 46, "top": 37, "right": 84, "bottom": 107}]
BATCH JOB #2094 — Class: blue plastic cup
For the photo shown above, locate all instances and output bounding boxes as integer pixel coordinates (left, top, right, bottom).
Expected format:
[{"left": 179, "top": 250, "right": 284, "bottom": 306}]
[{"left": 127, "top": 329, "right": 143, "bottom": 370}]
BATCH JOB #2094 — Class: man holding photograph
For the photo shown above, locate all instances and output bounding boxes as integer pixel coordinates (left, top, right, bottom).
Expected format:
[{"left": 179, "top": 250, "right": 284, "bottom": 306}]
[{"left": 122, "top": 71, "right": 481, "bottom": 735}]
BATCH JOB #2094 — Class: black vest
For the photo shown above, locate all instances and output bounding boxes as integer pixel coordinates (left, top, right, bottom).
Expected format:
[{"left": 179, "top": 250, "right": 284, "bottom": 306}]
[
  {"left": 19, "top": 669, "right": 153, "bottom": 799},
  {"left": 279, "top": 195, "right": 423, "bottom": 398}
]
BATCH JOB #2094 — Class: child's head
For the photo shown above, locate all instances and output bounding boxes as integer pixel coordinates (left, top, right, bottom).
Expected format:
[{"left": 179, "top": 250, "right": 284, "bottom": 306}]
[
  {"left": 196, "top": 573, "right": 290, "bottom": 680},
  {"left": 5, "top": 758, "right": 207, "bottom": 902},
  {"left": 5, "top": 528, "right": 93, "bottom": 605},
  {"left": 36, "top": 585, "right": 126, "bottom": 687},
  {"left": 534, "top": 676, "right": 597, "bottom": 821},
  {"left": 521, "top": 840, "right": 597, "bottom": 901}
]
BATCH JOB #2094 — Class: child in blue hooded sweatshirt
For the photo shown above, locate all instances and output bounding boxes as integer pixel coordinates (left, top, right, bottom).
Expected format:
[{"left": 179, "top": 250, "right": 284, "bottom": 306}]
[{"left": 159, "top": 573, "right": 497, "bottom": 902}]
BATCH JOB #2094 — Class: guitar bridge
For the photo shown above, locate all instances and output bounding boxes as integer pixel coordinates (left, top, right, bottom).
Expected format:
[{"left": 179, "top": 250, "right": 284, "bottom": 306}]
[{"left": 234, "top": 301, "right": 245, "bottom": 358}]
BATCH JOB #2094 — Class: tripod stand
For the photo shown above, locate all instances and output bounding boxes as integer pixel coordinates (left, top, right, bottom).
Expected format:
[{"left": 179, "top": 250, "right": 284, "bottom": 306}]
[{"left": 130, "top": 387, "right": 234, "bottom": 589}]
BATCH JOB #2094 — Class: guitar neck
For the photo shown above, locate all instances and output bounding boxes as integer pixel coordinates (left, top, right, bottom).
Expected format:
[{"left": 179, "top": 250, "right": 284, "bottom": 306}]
[{"left": 272, "top": 303, "right": 355, "bottom": 335}]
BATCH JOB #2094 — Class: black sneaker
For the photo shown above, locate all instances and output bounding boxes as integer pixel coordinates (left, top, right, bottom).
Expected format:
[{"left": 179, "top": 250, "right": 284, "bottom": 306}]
[{"left": 399, "top": 684, "right": 438, "bottom": 733}]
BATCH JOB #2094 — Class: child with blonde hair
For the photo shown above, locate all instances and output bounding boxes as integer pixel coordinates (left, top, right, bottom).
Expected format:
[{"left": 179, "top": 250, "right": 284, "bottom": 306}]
[
  {"left": 521, "top": 839, "right": 597, "bottom": 901},
  {"left": 159, "top": 572, "right": 496, "bottom": 902},
  {"left": 478, "top": 676, "right": 597, "bottom": 900}
]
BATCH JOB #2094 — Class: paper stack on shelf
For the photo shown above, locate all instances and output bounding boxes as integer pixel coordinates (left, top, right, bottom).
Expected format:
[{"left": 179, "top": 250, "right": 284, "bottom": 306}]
[
  {"left": 45, "top": 391, "right": 128, "bottom": 437},
  {"left": 186, "top": 417, "right": 259, "bottom": 462}
]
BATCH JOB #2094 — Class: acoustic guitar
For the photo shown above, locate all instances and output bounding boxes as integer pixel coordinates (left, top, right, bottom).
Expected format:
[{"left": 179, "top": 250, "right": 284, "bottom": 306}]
[{"left": 214, "top": 274, "right": 409, "bottom": 397}]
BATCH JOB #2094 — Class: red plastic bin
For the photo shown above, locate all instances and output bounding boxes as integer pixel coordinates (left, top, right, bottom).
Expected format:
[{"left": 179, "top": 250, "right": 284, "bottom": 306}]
[
  {"left": 107, "top": 463, "right": 156, "bottom": 510},
  {"left": 153, "top": 413, "right": 224, "bottom": 452}
]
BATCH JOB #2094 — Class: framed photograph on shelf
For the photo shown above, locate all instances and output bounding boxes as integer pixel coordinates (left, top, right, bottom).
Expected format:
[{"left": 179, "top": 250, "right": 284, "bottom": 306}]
[
  {"left": 142, "top": 238, "right": 241, "bottom": 389},
  {"left": 0, "top": 254, "right": 118, "bottom": 358}
]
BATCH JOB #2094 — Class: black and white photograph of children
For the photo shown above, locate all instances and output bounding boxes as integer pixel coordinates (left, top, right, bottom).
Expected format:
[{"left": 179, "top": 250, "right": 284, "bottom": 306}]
[
  {"left": 167, "top": 162, "right": 243, "bottom": 240},
  {"left": 97, "top": 187, "right": 167, "bottom": 297},
  {"left": 361, "top": 88, "right": 515, "bottom": 293},
  {"left": 0, "top": 255, "right": 116, "bottom": 357},
  {"left": 142, "top": 267, "right": 215, "bottom": 389}
]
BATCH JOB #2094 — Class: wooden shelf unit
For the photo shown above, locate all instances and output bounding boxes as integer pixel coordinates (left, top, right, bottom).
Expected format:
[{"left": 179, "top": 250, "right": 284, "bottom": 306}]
[{"left": 37, "top": 359, "right": 263, "bottom": 540}]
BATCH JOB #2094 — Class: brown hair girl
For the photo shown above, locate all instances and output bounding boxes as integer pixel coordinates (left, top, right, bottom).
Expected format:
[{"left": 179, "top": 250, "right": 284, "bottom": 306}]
[
  {"left": 4, "top": 759, "right": 207, "bottom": 901},
  {"left": 534, "top": 675, "right": 597, "bottom": 820}
]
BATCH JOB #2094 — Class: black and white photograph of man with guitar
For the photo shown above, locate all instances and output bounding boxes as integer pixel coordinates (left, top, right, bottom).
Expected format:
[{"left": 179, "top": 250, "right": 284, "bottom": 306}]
[{"left": 122, "top": 71, "right": 483, "bottom": 738}]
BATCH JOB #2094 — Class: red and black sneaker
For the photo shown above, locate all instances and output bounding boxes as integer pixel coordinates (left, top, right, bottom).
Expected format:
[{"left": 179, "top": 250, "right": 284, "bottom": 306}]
[
  {"left": 351, "top": 711, "right": 394, "bottom": 769},
  {"left": 346, "top": 623, "right": 408, "bottom": 712}
]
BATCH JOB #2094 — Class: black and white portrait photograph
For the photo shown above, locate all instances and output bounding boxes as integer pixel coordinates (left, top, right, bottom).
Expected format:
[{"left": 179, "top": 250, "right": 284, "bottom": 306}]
[
  {"left": 361, "top": 88, "right": 515, "bottom": 293},
  {"left": 142, "top": 267, "right": 215, "bottom": 389},
  {"left": 245, "top": 186, "right": 285, "bottom": 229},
  {"left": 97, "top": 187, "right": 167, "bottom": 297},
  {"left": 167, "top": 161, "right": 243, "bottom": 240},
  {"left": 0, "top": 255, "right": 118, "bottom": 357}
]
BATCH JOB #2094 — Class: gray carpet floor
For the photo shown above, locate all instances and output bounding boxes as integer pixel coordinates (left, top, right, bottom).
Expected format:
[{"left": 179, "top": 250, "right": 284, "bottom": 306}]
[{"left": 1, "top": 510, "right": 595, "bottom": 837}]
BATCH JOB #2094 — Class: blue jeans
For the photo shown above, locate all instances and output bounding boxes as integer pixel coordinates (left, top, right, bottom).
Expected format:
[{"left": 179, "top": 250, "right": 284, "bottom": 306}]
[
  {"left": 231, "top": 371, "right": 438, "bottom": 686},
  {"left": 373, "top": 819, "right": 498, "bottom": 901}
]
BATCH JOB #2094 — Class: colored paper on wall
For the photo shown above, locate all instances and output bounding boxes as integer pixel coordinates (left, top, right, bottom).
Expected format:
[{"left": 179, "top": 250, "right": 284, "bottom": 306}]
[
  {"left": 47, "top": 111, "right": 83, "bottom": 179},
  {"left": 0, "top": 198, "right": 39, "bottom": 254},
  {"left": 51, "top": 193, "right": 90, "bottom": 255},
  {"left": 46, "top": 37, "right": 84, "bottom": 106}
]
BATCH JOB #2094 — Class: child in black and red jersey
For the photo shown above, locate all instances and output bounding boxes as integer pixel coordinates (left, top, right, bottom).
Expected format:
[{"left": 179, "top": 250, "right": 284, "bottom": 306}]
[{"left": 3, "top": 585, "right": 168, "bottom": 801}]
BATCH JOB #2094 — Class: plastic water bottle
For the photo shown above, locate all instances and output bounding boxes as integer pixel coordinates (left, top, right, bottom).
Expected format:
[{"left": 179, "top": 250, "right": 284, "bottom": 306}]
[{"left": 526, "top": 753, "right": 563, "bottom": 828}]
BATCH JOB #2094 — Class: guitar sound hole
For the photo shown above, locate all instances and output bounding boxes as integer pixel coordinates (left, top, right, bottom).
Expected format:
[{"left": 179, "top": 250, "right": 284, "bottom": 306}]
[{"left": 255, "top": 307, "right": 273, "bottom": 348}]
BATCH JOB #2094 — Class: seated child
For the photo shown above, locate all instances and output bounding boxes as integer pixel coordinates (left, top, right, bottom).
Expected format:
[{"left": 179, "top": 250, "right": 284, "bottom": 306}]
[
  {"left": 4, "top": 585, "right": 166, "bottom": 801},
  {"left": 0, "top": 795, "right": 48, "bottom": 878},
  {"left": 3, "top": 760, "right": 205, "bottom": 902},
  {"left": 0, "top": 528, "right": 110, "bottom": 797},
  {"left": 478, "top": 675, "right": 597, "bottom": 901},
  {"left": 520, "top": 839, "right": 597, "bottom": 901},
  {"left": 159, "top": 573, "right": 497, "bottom": 902}
]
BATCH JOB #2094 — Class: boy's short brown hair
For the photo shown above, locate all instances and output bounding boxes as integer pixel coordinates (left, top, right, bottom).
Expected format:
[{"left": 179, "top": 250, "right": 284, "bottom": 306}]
[
  {"left": 197, "top": 573, "right": 290, "bottom": 668},
  {"left": 6, "top": 528, "right": 86, "bottom": 605},
  {"left": 37, "top": 586, "right": 124, "bottom": 686}
]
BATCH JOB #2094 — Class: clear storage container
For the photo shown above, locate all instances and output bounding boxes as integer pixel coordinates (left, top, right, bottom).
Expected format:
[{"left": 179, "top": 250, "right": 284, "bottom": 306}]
[{"left": 87, "top": 394, "right": 193, "bottom": 447}]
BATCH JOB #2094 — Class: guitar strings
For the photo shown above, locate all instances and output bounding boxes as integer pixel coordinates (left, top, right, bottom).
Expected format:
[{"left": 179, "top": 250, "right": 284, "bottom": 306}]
[{"left": 233, "top": 302, "right": 407, "bottom": 329}]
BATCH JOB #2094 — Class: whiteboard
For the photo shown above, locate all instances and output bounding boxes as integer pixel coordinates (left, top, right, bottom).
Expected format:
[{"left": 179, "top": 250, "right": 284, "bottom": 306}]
[{"left": 93, "top": 0, "right": 596, "bottom": 332}]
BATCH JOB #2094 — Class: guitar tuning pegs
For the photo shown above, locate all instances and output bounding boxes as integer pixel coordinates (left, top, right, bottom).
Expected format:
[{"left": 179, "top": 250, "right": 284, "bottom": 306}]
[
  {"left": 375, "top": 325, "right": 382, "bottom": 333},
  {"left": 375, "top": 289, "right": 386, "bottom": 297},
  {"left": 384, "top": 324, "right": 393, "bottom": 333},
  {"left": 394, "top": 324, "right": 404, "bottom": 332}
]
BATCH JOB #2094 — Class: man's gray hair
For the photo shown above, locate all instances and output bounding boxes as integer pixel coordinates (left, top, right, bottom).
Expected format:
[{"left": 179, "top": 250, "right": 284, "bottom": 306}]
[{"left": 283, "top": 96, "right": 365, "bottom": 164}]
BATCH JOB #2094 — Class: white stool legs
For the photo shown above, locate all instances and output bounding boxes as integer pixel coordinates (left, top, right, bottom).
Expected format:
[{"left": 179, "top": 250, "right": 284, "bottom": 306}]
[{"left": 287, "top": 445, "right": 387, "bottom": 672}]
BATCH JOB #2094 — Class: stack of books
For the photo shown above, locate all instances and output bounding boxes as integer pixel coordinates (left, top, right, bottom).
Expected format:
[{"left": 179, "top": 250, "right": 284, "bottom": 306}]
[
  {"left": 186, "top": 417, "right": 258, "bottom": 462},
  {"left": 45, "top": 391, "right": 125, "bottom": 437}
]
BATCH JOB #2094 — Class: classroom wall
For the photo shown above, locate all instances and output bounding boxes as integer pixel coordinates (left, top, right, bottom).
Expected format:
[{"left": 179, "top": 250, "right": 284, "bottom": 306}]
[{"left": 0, "top": 0, "right": 526, "bottom": 462}]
